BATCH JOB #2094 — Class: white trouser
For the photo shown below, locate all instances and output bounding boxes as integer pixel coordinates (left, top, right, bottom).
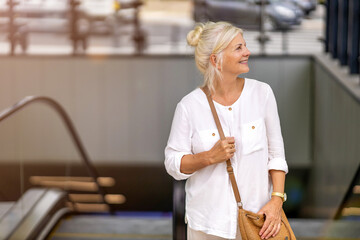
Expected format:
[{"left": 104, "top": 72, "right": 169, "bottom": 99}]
[{"left": 187, "top": 225, "right": 242, "bottom": 240}]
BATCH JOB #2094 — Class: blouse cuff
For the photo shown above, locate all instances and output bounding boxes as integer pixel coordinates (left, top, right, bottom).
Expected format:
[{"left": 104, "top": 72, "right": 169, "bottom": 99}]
[
  {"left": 268, "top": 157, "right": 289, "bottom": 174},
  {"left": 172, "top": 152, "right": 195, "bottom": 180}
]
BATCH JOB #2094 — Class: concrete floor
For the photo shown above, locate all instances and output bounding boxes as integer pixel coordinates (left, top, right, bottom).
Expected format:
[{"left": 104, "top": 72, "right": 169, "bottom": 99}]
[
  {"left": 1, "top": 201, "right": 360, "bottom": 239},
  {"left": 49, "top": 214, "right": 360, "bottom": 240}
]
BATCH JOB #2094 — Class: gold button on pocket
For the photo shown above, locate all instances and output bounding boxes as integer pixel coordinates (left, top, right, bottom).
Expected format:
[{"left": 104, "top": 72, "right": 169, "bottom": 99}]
[
  {"left": 197, "top": 129, "right": 219, "bottom": 151},
  {"left": 240, "top": 118, "right": 265, "bottom": 155}
]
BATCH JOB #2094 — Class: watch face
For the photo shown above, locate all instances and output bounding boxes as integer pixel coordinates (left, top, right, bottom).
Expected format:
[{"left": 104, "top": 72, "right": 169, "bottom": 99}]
[{"left": 284, "top": 193, "right": 287, "bottom": 202}]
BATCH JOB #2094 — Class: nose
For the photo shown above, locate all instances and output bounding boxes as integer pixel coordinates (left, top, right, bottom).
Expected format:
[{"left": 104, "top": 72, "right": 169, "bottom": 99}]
[{"left": 244, "top": 46, "right": 251, "bottom": 57}]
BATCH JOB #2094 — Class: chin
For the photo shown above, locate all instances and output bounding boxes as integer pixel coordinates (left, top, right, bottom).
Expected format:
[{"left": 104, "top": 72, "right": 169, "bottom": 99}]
[{"left": 238, "top": 68, "right": 250, "bottom": 75}]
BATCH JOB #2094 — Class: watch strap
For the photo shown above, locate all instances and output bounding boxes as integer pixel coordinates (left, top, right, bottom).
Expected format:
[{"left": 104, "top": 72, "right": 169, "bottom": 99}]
[{"left": 271, "top": 192, "right": 285, "bottom": 201}]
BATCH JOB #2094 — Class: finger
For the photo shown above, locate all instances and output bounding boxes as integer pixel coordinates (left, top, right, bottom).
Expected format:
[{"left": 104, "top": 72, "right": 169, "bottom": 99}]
[
  {"left": 266, "top": 224, "right": 277, "bottom": 239},
  {"left": 226, "top": 143, "right": 235, "bottom": 149},
  {"left": 226, "top": 148, "right": 236, "bottom": 155},
  {"left": 222, "top": 139, "right": 233, "bottom": 146},
  {"left": 273, "top": 223, "right": 281, "bottom": 237},
  {"left": 259, "top": 218, "right": 270, "bottom": 236},
  {"left": 226, "top": 151, "right": 235, "bottom": 159},
  {"left": 261, "top": 224, "right": 274, "bottom": 239}
]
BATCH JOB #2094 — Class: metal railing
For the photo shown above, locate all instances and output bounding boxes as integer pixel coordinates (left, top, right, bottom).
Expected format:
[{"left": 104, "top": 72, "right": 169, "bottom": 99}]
[{"left": 0, "top": 95, "right": 111, "bottom": 211}]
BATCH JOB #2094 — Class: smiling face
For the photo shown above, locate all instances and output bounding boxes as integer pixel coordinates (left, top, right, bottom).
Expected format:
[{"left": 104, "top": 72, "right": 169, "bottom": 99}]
[{"left": 219, "top": 33, "right": 251, "bottom": 76}]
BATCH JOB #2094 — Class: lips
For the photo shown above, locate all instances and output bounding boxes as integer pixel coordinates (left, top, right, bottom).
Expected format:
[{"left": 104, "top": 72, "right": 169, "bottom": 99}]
[{"left": 239, "top": 60, "right": 248, "bottom": 64}]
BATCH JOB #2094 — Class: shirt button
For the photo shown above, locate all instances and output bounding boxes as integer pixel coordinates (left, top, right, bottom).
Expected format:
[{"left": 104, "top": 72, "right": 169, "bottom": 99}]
[
  {"left": 212, "top": 133, "right": 216, "bottom": 136},
  {"left": 252, "top": 126, "right": 255, "bottom": 129},
  {"left": 228, "top": 107, "right": 232, "bottom": 111}
]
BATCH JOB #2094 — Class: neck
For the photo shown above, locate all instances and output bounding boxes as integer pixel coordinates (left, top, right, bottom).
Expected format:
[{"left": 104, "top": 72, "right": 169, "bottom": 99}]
[{"left": 213, "top": 74, "right": 242, "bottom": 97}]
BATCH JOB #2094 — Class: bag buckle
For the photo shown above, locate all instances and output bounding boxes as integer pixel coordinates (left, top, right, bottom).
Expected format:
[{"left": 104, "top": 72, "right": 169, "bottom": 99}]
[{"left": 238, "top": 202, "right": 243, "bottom": 207}]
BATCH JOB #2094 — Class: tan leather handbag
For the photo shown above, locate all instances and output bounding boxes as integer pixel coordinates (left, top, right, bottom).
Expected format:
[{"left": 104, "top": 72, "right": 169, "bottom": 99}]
[{"left": 202, "top": 86, "right": 296, "bottom": 240}]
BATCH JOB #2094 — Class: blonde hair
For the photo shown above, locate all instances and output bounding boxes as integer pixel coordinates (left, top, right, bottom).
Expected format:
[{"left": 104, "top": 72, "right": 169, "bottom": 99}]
[{"left": 187, "top": 22, "right": 243, "bottom": 93}]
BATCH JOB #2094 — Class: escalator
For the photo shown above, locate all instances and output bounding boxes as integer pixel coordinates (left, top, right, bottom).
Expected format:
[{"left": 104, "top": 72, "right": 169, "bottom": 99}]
[
  {"left": 0, "top": 186, "right": 171, "bottom": 240},
  {"left": 0, "top": 96, "right": 171, "bottom": 240},
  {"left": 0, "top": 188, "right": 67, "bottom": 239}
]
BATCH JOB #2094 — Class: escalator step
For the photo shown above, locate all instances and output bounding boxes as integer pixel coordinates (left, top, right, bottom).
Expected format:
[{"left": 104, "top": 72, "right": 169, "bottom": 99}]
[
  {"left": 30, "top": 176, "right": 115, "bottom": 187},
  {"left": 66, "top": 202, "right": 110, "bottom": 212},
  {"left": 36, "top": 180, "right": 99, "bottom": 192},
  {"left": 69, "top": 194, "right": 126, "bottom": 204}
]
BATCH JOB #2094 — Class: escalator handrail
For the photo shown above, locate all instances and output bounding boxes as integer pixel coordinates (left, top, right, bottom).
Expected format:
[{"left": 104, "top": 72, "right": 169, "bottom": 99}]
[{"left": 0, "top": 95, "right": 110, "bottom": 211}]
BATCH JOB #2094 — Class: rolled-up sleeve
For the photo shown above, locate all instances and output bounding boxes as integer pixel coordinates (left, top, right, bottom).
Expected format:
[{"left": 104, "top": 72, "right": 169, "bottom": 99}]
[
  {"left": 264, "top": 85, "right": 289, "bottom": 174},
  {"left": 164, "top": 102, "right": 194, "bottom": 180}
]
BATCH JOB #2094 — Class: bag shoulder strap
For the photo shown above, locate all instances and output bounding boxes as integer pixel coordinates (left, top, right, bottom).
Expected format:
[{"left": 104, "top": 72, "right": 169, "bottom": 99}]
[{"left": 201, "top": 86, "right": 243, "bottom": 208}]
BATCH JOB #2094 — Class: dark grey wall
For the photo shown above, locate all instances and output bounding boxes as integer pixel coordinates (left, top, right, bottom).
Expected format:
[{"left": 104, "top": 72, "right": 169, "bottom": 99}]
[
  {"left": 303, "top": 55, "right": 360, "bottom": 218},
  {"left": 0, "top": 56, "right": 311, "bottom": 169}
]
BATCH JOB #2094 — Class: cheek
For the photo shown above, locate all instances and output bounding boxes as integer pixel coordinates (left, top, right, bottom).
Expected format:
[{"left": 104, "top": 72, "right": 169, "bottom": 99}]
[
  {"left": 237, "top": 51, "right": 245, "bottom": 58},
  {"left": 228, "top": 55, "right": 240, "bottom": 63},
  {"left": 231, "top": 53, "right": 242, "bottom": 61}
]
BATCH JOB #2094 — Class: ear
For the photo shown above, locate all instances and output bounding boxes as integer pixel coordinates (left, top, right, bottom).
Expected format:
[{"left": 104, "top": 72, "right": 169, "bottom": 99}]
[{"left": 210, "top": 54, "right": 217, "bottom": 68}]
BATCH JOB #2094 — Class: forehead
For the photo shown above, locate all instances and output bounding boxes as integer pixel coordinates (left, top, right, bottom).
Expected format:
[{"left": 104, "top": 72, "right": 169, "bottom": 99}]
[{"left": 228, "top": 33, "right": 246, "bottom": 47}]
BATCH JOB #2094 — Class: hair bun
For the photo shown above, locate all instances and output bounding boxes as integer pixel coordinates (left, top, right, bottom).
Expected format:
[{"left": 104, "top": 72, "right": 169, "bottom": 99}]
[{"left": 187, "top": 24, "right": 204, "bottom": 47}]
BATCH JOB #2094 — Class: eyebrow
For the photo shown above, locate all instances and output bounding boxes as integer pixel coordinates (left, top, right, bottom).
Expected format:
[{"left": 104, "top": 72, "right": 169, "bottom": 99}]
[{"left": 235, "top": 42, "right": 247, "bottom": 47}]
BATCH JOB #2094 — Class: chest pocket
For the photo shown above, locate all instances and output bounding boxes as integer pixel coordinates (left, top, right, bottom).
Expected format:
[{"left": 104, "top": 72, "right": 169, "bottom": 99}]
[
  {"left": 197, "top": 129, "right": 219, "bottom": 151},
  {"left": 240, "top": 118, "right": 265, "bottom": 155}
]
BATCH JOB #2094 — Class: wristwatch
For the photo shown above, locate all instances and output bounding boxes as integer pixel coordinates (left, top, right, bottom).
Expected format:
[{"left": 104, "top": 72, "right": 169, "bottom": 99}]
[{"left": 271, "top": 192, "right": 287, "bottom": 202}]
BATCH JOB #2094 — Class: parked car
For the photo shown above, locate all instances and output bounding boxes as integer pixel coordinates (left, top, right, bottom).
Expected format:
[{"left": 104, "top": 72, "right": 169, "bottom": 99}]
[
  {"left": 290, "top": 0, "right": 317, "bottom": 15},
  {"left": 193, "top": 0, "right": 303, "bottom": 31}
]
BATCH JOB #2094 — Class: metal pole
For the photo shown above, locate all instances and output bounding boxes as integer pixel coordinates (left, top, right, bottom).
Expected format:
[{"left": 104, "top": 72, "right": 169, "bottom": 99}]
[
  {"left": 132, "top": 1, "right": 146, "bottom": 54},
  {"left": 7, "top": 0, "right": 18, "bottom": 56},
  {"left": 69, "top": 0, "right": 80, "bottom": 55},
  {"left": 282, "top": 30, "right": 288, "bottom": 55},
  {"left": 325, "top": 0, "right": 330, "bottom": 52},
  {"left": 260, "top": 0, "right": 266, "bottom": 54},
  {"left": 256, "top": 0, "right": 270, "bottom": 55},
  {"left": 347, "top": 0, "right": 359, "bottom": 74}
]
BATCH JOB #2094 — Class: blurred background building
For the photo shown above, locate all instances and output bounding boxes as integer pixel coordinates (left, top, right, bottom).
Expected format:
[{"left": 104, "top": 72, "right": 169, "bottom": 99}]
[{"left": 0, "top": 0, "right": 359, "bottom": 239}]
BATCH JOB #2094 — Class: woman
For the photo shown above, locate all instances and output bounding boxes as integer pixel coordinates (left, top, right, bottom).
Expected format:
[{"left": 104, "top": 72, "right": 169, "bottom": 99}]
[{"left": 164, "top": 22, "right": 288, "bottom": 240}]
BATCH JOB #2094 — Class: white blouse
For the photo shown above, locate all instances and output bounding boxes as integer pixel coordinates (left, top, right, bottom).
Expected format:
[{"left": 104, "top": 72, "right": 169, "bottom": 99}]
[{"left": 164, "top": 78, "right": 288, "bottom": 239}]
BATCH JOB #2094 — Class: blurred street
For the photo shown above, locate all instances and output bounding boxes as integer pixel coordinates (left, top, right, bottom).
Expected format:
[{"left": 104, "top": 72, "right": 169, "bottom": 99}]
[{"left": 0, "top": 0, "right": 325, "bottom": 55}]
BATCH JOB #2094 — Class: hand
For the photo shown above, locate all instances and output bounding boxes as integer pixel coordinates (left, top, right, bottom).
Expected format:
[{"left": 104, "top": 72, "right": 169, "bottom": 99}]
[
  {"left": 257, "top": 197, "right": 283, "bottom": 239},
  {"left": 208, "top": 137, "right": 235, "bottom": 165}
]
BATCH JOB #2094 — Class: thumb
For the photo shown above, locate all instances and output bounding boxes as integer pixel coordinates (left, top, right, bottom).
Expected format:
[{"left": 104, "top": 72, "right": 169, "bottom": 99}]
[
  {"left": 226, "top": 136, "right": 235, "bottom": 142},
  {"left": 257, "top": 209, "right": 264, "bottom": 215}
]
